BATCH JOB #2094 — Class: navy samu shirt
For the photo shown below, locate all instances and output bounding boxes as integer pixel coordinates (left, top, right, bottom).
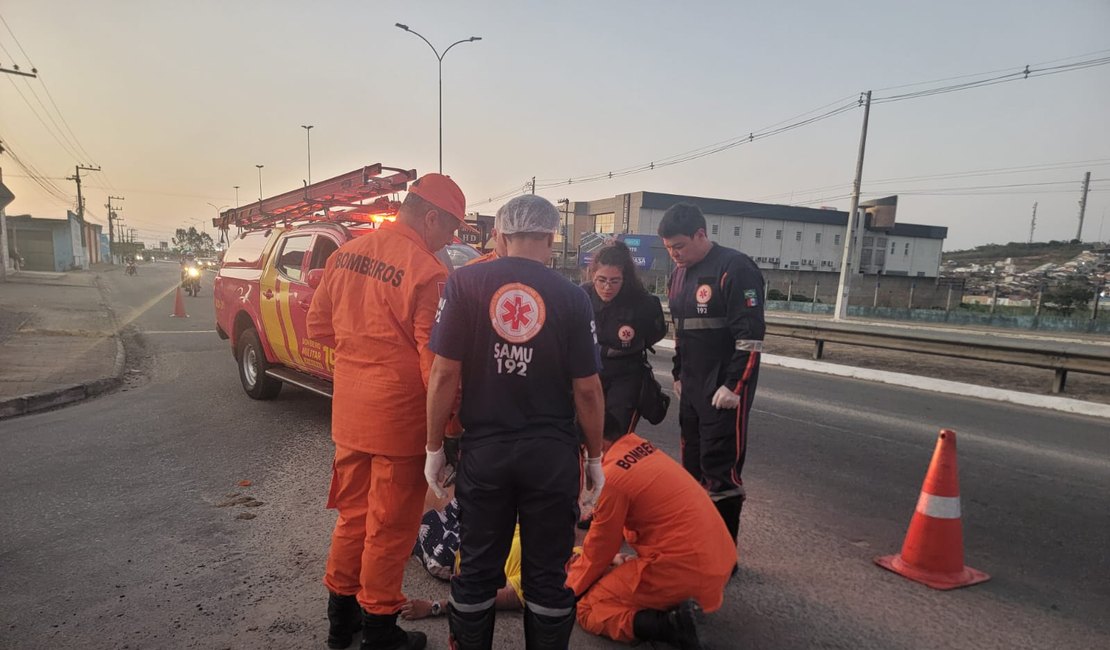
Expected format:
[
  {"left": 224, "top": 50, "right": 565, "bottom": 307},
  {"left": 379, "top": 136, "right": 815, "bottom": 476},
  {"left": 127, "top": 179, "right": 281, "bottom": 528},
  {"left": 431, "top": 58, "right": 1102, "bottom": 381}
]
[{"left": 430, "top": 257, "right": 601, "bottom": 449}]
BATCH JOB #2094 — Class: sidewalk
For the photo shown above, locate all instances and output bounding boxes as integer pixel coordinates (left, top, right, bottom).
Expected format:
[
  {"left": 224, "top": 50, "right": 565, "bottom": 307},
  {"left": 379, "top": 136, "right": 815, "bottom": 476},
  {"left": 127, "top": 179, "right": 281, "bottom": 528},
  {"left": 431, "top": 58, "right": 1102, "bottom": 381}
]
[{"left": 0, "top": 269, "right": 124, "bottom": 418}]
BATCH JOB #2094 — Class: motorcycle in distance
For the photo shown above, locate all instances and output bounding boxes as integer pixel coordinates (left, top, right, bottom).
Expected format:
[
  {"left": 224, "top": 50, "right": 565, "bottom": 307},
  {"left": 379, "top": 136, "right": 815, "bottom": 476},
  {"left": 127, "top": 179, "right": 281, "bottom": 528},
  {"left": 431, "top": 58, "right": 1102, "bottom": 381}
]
[
  {"left": 125, "top": 258, "right": 138, "bottom": 276},
  {"left": 181, "top": 263, "right": 201, "bottom": 297}
]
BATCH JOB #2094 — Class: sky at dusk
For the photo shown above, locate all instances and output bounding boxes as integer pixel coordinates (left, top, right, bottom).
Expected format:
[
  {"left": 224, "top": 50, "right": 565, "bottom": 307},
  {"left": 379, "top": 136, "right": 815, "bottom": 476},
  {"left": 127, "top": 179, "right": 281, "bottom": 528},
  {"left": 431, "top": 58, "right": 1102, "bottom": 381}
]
[{"left": 1, "top": 0, "right": 1108, "bottom": 250}]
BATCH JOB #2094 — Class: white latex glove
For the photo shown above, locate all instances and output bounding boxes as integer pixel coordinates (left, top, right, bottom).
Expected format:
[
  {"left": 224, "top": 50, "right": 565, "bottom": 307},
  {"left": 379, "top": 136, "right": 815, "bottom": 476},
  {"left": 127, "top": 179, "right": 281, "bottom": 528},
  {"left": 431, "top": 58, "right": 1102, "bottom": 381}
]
[
  {"left": 711, "top": 385, "right": 741, "bottom": 410},
  {"left": 673, "top": 379, "right": 682, "bottom": 399},
  {"left": 580, "top": 455, "right": 605, "bottom": 510},
  {"left": 424, "top": 446, "right": 447, "bottom": 499}
]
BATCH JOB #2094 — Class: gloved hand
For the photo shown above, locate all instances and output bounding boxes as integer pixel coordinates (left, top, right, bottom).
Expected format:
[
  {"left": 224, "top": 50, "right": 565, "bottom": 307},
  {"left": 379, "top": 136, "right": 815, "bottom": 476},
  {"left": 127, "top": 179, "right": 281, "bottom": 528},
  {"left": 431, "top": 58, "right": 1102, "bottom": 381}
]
[
  {"left": 580, "top": 455, "right": 605, "bottom": 510},
  {"left": 673, "top": 379, "right": 682, "bottom": 399},
  {"left": 711, "top": 385, "right": 741, "bottom": 410},
  {"left": 424, "top": 446, "right": 448, "bottom": 498},
  {"left": 442, "top": 435, "right": 461, "bottom": 487}
]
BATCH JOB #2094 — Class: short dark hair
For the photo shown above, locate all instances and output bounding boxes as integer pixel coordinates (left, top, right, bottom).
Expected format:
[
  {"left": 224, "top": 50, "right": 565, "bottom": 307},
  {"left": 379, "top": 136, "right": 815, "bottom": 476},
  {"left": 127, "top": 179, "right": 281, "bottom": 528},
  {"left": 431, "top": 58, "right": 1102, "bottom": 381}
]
[
  {"left": 658, "top": 203, "right": 706, "bottom": 239},
  {"left": 588, "top": 240, "right": 646, "bottom": 296},
  {"left": 400, "top": 192, "right": 437, "bottom": 218}
]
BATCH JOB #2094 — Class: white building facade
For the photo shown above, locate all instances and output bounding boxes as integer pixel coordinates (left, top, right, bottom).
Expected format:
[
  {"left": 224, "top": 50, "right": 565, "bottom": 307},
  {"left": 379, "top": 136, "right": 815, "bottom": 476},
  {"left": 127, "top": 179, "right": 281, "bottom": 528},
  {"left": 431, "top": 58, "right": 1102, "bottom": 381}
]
[{"left": 572, "top": 191, "right": 947, "bottom": 278}]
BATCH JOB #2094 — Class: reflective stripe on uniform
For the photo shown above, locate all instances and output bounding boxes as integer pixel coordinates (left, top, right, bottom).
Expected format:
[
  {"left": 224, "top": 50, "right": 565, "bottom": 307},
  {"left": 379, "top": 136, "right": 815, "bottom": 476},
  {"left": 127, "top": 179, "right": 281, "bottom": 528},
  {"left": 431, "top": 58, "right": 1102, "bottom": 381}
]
[
  {"left": 735, "top": 339, "right": 763, "bottom": 352},
  {"left": 676, "top": 317, "right": 728, "bottom": 331},
  {"left": 915, "top": 492, "right": 961, "bottom": 519},
  {"left": 449, "top": 596, "right": 496, "bottom": 613},
  {"left": 525, "top": 601, "right": 575, "bottom": 617}
]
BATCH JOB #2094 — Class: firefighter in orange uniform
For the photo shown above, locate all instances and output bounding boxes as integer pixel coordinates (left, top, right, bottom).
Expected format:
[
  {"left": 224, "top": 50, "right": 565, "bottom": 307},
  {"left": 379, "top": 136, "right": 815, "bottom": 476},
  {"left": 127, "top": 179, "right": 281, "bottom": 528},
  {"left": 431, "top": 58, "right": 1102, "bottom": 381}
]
[
  {"left": 566, "top": 418, "right": 736, "bottom": 649},
  {"left": 307, "top": 173, "right": 474, "bottom": 650}
]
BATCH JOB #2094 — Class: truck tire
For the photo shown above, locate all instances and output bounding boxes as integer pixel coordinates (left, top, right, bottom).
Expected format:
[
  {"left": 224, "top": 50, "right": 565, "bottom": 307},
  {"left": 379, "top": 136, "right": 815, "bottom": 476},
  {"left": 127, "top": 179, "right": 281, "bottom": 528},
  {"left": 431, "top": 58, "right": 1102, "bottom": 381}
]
[{"left": 237, "top": 328, "right": 282, "bottom": 400}]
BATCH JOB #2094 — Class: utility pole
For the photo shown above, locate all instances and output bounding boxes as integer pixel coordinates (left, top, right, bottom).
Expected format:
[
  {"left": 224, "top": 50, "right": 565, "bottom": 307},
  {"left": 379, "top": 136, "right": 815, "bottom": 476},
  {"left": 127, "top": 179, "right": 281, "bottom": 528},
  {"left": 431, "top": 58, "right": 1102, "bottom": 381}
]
[
  {"left": 66, "top": 164, "right": 101, "bottom": 233},
  {"left": 234, "top": 185, "right": 240, "bottom": 208},
  {"left": 531, "top": 177, "right": 536, "bottom": 195},
  {"left": 1028, "top": 201, "right": 1037, "bottom": 244},
  {"left": 833, "top": 91, "right": 871, "bottom": 321},
  {"left": 1076, "top": 171, "right": 1091, "bottom": 241},
  {"left": 560, "top": 199, "right": 570, "bottom": 270},
  {"left": 1, "top": 163, "right": 13, "bottom": 281},
  {"left": 106, "top": 195, "right": 124, "bottom": 264}
]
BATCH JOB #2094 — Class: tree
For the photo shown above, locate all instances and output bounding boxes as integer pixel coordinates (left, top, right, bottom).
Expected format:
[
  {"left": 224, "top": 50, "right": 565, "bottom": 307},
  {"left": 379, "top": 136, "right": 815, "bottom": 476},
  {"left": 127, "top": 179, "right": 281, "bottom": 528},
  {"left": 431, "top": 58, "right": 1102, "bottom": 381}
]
[
  {"left": 171, "top": 227, "right": 215, "bottom": 256},
  {"left": 1043, "top": 281, "right": 1094, "bottom": 316}
]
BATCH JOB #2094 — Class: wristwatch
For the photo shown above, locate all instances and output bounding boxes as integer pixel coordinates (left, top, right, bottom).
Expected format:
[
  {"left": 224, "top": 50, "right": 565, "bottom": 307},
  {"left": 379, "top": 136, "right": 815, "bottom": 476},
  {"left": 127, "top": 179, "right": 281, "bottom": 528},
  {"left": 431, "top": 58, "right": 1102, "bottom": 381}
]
[{"left": 430, "top": 601, "right": 443, "bottom": 617}]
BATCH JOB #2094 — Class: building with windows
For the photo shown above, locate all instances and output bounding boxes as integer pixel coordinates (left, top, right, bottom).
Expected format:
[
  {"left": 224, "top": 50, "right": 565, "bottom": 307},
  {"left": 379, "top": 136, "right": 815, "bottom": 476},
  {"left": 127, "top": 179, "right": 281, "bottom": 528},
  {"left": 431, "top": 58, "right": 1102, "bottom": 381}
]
[
  {"left": 568, "top": 191, "right": 947, "bottom": 278},
  {"left": 564, "top": 191, "right": 958, "bottom": 308}
]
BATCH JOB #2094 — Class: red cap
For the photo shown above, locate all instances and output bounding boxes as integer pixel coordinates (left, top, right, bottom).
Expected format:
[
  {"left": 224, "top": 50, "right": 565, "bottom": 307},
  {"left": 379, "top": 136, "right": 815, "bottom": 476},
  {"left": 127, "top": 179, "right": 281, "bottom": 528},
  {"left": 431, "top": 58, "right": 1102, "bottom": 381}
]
[{"left": 407, "top": 173, "right": 477, "bottom": 234}]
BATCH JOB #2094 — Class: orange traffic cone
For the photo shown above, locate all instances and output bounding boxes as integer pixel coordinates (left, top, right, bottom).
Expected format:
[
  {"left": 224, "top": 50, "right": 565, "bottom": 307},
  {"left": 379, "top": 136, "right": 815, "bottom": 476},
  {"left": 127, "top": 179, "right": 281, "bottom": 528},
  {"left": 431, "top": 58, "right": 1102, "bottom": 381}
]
[
  {"left": 170, "top": 287, "right": 189, "bottom": 318},
  {"left": 875, "top": 429, "right": 989, "bottom": 590}
]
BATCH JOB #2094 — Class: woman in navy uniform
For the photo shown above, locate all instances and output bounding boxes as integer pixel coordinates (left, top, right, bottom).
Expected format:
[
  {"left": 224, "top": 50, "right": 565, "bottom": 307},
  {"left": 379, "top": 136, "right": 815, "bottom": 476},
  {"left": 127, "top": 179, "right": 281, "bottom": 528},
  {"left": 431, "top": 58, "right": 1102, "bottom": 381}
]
[
  {"left": 582, "top": 240, "right": 667, "bottom": 437},
  {"left": 658, "top": 203, "right": 765, "bottom": 549}
]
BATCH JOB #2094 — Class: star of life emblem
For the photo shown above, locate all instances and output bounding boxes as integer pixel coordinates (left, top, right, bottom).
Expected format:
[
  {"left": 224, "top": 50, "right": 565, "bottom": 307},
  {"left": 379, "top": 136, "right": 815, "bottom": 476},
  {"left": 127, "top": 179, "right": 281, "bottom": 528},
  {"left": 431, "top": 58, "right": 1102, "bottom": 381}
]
[
  {"left": 489, "top": 283, "right": 546, "bottom": 344},
  {"left": 618, "top": 325, "right": 635, "bottom": 342},
  {"left": 696, "top": 284, "right": 713, "bottom": 304}
]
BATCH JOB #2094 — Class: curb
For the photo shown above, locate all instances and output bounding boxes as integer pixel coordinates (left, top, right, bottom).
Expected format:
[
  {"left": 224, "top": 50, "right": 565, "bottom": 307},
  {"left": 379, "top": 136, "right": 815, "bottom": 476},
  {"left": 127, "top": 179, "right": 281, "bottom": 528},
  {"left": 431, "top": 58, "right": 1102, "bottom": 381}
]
[
  {"left": 652, "top": 339, "right": 1110, "bottom": 420},
  {"left": 0, "top": 275, "right": 128, "bottom": 420}
]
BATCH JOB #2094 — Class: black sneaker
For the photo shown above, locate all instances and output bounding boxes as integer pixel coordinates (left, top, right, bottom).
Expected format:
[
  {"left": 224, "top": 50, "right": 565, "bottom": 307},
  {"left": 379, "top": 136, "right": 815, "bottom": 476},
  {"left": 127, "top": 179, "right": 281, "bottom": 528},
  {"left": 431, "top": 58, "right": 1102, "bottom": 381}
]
[{"left": 666, "top": 599, "right": 704, "bottom": 650}]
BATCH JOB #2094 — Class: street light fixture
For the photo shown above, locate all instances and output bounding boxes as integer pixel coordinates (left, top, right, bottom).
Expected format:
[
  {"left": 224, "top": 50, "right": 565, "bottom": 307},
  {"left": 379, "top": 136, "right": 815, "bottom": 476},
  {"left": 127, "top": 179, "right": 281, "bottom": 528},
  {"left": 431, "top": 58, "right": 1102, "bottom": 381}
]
[
  {"left": 395, "top": 23, "right": 482, "bottom": 173},
  {"left": 301, "top": 125, "right": 314, "bottom": 184},
  {"left": 255, "top": 165, "right": 264, "bottom": 202}
]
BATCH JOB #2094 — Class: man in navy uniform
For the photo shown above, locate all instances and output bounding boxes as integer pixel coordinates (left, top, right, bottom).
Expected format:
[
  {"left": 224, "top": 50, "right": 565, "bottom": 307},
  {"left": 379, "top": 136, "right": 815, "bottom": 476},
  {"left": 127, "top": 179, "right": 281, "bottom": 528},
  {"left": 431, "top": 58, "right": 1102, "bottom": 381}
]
[
  {"left": 658, "top": 203, "right": 765, "bottom": 550},
  {"left": 424, "top": 194, "right": 606, "bottom": 649}
]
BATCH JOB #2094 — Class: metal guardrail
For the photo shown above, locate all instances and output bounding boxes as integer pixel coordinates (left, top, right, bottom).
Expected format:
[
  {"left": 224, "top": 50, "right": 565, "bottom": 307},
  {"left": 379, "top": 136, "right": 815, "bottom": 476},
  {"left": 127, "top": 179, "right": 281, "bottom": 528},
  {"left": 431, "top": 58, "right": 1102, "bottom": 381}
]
[{"left": 764, "top": 314, "right": 1110, "bottom": 394}]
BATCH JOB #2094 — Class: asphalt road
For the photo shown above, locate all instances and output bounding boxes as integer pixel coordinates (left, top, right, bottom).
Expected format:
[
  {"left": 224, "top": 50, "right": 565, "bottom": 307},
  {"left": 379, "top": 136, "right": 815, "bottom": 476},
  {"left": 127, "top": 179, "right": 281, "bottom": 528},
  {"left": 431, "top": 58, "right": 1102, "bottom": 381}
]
[{"left": 1, "top": 263, "right": 1107, "bottom": 649}]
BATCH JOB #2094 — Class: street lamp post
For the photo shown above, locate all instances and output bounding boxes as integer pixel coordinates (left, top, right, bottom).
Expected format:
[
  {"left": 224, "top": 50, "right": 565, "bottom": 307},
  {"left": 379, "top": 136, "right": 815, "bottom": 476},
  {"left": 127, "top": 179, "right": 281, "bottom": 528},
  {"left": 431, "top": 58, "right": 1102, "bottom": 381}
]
[
  {"left": 395, "top": 24, "right": 481, "bottom": 173},
  {"left": 301, "top": 125, "right": 314, "bottom": 184},
  {"left": 234, "top": 185, "right": 240, "bottom": 208},
  {"left": 255, "top": 165, "right": 264, "bottom": 203}
]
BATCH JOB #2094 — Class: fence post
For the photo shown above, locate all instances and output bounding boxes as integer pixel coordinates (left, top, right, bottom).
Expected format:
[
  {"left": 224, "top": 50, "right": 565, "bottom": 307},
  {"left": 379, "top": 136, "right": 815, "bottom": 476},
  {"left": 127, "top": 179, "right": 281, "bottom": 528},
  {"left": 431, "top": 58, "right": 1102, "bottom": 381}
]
[
  {"left": 873, "top": 280, "right": 880, "bottom": 308},
  {"left": 945, "top": 284, "right": 953, "bottom": 312},
  {"left": 812, "top": 280, "right": 819, "bottom": 313},
  {"left": 1035, "top": 283, "right": 1045, "bottom": 318},
  {"left": 787, "top": 279, "right": 794, "bottom": 304},
  {"left": 908, "top": 282, "right": 916, "bottom": 310},
  {"left": 989, "top": 285, "right": 998, "bottom": 315},
  {"left": 1093, "top": 283, "right": 1103, "bottom": 321}
]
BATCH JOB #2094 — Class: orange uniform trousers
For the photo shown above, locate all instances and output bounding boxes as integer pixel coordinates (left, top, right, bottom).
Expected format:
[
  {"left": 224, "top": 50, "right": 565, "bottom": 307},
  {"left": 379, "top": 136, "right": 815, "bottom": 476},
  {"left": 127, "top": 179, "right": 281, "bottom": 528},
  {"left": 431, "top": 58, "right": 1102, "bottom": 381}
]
[
  {"left": 567, "top": 433, "right": 735, "bottom": 642},
  {"left": 323, "top": 444, "right": 427, "bottom": 615},
  {"left": 575, "top": 554, "right": 729, "bottom": 642}
]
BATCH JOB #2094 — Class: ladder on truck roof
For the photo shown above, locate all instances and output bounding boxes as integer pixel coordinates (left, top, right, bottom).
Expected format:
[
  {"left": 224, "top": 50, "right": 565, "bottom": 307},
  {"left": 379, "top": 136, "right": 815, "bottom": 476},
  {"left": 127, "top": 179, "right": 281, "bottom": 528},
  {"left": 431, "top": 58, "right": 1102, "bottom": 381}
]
[{"left": 213, "top": 164, "right": 417, "bottom": 232}]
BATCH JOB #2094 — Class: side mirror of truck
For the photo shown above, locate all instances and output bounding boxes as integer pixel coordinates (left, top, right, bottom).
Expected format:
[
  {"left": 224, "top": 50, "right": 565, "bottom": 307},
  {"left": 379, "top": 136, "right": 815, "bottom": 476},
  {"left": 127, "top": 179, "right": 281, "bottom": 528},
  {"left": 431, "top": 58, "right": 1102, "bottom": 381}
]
[{"left": 306, "top": 268, "right": 324, "bottom": 289}]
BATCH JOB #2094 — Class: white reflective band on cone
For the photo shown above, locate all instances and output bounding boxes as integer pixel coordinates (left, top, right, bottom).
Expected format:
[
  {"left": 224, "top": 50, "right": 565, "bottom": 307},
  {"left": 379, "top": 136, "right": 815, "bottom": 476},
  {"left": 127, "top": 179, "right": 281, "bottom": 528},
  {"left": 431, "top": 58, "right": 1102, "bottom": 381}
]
[{"left": 915, "top": 492, "right": 961, "bottom": 519}]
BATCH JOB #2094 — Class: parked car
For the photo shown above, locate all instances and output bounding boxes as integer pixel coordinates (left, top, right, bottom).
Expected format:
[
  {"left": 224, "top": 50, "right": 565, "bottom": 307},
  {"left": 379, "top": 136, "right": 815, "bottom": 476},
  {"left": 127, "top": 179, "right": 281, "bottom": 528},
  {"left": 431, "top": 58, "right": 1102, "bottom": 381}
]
[{"left": 214, "top": 223, "right": 477, "bottom": 400}]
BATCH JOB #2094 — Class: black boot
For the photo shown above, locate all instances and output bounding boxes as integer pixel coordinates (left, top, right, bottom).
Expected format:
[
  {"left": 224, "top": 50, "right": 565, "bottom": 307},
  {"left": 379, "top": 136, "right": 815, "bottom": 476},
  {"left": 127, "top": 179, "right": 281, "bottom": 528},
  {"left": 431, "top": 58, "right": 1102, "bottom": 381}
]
[
  {"left": 327, "top": 592, "right": 362, "bottom": 649},
  {"left": 632, "top": 599, "right": 703, "bottom": 650},
  {"left": 522, "top": 606, "right": 575, "bottom": 650},
  {"left": 447, "top": 603, "right": 495, "bottom": 650},
  {"left": 714, "top": 494, "right": 744, "bottom": 543},
  {"left": 359, "top": 610, "right": 426, "bottom": 650}
]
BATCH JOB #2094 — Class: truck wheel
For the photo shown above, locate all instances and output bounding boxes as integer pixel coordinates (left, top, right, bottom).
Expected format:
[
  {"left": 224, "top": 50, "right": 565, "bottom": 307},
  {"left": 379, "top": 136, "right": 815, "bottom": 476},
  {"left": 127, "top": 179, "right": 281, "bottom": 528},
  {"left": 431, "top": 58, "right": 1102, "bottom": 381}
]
[{"left": 237, "top": 328, "right": 282, "bottom": 400}]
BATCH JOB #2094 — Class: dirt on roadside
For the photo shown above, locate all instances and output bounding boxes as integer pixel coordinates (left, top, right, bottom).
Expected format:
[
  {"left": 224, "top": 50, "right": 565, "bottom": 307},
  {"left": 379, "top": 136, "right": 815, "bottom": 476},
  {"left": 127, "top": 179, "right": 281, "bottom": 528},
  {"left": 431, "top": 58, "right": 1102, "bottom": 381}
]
[{"left": 766, "top": 334, "right": 1110, "bottom": 406}]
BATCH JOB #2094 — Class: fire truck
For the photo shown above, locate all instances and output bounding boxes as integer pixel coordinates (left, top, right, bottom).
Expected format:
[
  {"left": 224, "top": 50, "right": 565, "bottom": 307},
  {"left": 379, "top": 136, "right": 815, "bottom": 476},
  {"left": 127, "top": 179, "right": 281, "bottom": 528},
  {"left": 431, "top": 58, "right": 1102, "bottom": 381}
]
[{"left": 212, "top": 164, "right": 478, "bottom": 400}]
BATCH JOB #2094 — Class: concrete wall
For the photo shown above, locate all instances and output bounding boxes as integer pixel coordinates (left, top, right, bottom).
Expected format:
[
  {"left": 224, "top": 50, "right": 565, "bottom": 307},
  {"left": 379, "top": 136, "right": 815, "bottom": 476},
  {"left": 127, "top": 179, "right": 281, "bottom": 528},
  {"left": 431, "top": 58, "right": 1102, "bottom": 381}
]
[
  {"left": 7, "top": 218, "right": 73, "bottom": 271},
  {"left": 762, "top": 269, "right": 964, "bottom": 309}
]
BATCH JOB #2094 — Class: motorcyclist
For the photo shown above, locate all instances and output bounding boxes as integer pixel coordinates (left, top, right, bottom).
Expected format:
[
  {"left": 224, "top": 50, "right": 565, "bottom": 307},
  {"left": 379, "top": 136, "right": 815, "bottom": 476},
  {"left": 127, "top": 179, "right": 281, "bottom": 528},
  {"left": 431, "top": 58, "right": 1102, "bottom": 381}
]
[{"left": 180, "top": 251, "right": 201, "bottom": 294}]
